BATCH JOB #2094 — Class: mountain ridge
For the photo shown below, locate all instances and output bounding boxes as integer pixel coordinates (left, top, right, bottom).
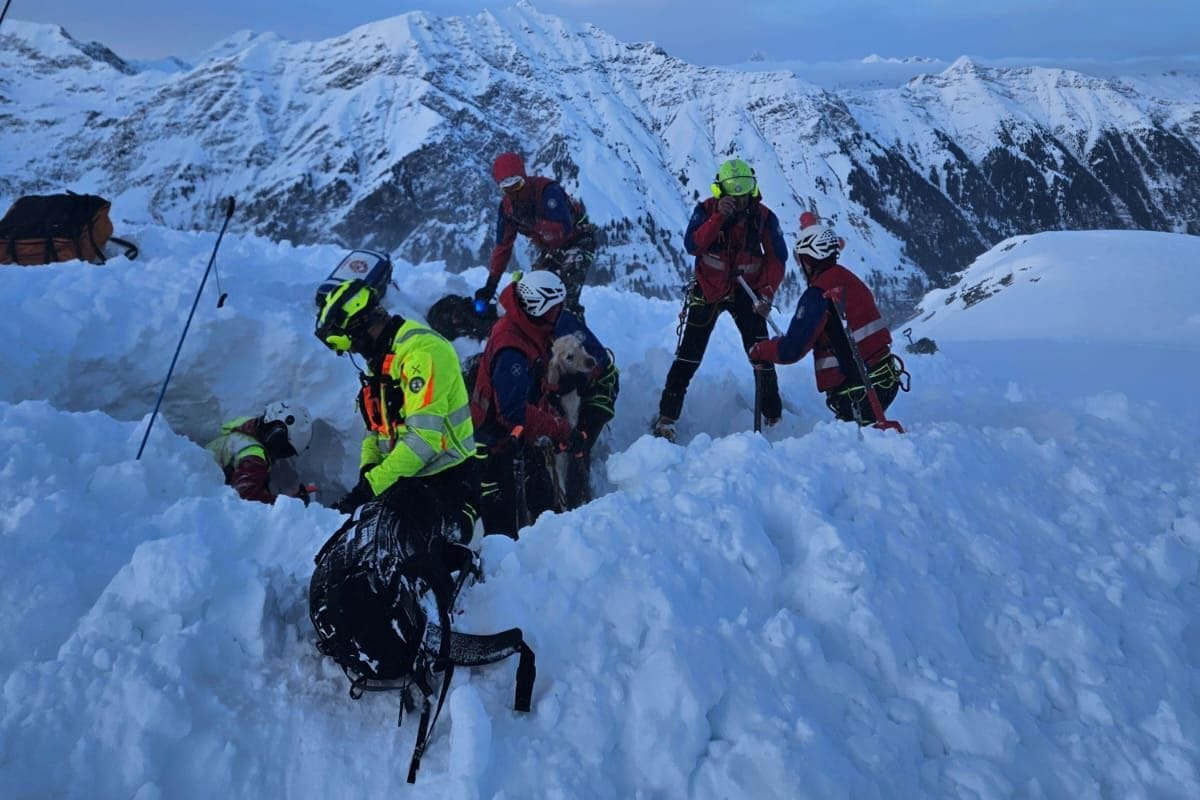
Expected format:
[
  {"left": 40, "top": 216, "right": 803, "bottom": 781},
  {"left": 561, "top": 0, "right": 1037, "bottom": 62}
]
[{"left": 2, "top": 6, "right": 1198, "bottom": 319}]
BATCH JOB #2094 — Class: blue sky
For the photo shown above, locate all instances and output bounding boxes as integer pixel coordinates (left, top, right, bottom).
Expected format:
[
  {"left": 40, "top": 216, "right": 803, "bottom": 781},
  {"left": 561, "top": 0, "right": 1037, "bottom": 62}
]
[{"left": 9, "top": 0, "right": 1200, "bottom": 65}]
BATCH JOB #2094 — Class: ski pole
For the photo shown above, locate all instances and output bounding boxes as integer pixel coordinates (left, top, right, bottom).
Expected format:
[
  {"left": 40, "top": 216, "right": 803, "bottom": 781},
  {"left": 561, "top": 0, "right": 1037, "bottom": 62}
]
[
  {"left": 823, "top": 286, "right": 905, "bottom": 434},
  {"left": 136, "top": 196, "right": 236, "bottom": 459},
  {"left": 736, "top": 275, "right": 783, "bottom": 335},
  {"left": 752, "top": 366, "right": 763, "bottom": 433}
]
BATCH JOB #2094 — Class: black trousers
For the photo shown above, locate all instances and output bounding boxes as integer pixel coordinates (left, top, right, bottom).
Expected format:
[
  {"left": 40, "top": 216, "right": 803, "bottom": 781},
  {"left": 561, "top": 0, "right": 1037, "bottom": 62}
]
[
  {"left": 658, "top": 286, "right": 781, "bottom": 421},
  {"left": 826, "top": 374, "right": 901, "bottom": 424},
  {"left": 478, "top": 443, "right": 559, "bottom": 539},
  {"left": 534, "top": 225, "right": 596, "bottom": 316},
  {"left": 376, "top": 457, "right": 480, "bottom": 546}
]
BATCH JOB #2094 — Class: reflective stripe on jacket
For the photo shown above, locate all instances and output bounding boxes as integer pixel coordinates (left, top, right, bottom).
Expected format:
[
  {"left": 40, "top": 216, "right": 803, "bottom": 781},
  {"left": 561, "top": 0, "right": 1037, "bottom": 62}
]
[
  {"left": 810, "top": 265, "right": 892, "bottom": 392},
  {"left": 684, "top": 197, "right": 786, "bottom": 304},
  {"left": 205, "top": 416, "right": 275, "bottom": 504},
  {"left": 361, "top": 319, "right": 475, "bottom": 493}
]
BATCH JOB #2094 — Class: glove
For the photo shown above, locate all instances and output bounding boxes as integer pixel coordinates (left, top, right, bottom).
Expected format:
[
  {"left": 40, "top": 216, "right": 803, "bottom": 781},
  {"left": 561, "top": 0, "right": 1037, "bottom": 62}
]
[
  {"left": 748, "top": 342, "right": 765, "bottom": 362},
  {"left": 524, "top": 400, "right": 571, "bottom": 447},
  {"left": 717, "top": 196, "right": 737, "bottom": 217},
  {"left": 333, "top": 476, "right": 374, "bottom": 514},
  {"left": 563, "top": 429, "right": 589, "bottom": 457},
  {"left": 474, "top": 278, "right": 499, "bottom": 312},
  {"left": 295, "top": 483, "right": 313, "bottom": 507}
]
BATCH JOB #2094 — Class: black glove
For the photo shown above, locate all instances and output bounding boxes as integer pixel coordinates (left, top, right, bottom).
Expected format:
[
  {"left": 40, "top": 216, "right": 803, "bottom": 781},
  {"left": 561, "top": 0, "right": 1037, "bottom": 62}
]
[
  {"left": 333, "top": 477, "right": 373, "bottom": 514},
  {"left": 717, "top": 196, "right": 737, "bottom": 217},
  {"left": 564, "top": 428, "right": 590, "bottom": 456},
  {"left": 474, "top": 278, "right": 499, "bottom": 312}
]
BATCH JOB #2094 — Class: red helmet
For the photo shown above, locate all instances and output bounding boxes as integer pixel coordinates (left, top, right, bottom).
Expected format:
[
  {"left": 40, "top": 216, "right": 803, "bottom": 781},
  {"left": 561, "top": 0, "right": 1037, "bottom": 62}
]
[{"left": 492, "top": 152, "right": 527, "bottom": 184}]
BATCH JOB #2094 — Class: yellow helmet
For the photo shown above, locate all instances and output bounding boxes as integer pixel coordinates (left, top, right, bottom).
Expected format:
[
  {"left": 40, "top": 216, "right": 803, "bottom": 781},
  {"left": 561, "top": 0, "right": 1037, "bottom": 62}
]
[
  {"left": 711, "top": 159, "right": 759, "bottom": 198},
  {"left": 315, "top": 279, "right": 379, "bottom": 353}
]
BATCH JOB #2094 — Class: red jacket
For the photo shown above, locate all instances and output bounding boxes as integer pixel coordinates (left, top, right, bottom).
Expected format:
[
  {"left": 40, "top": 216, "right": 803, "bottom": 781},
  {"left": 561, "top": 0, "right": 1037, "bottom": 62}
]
[
  {"left": 487, "top": 177, "right": 583, "bottom": 281},
  {"left": 809, "top": 265, "right": 891, "bottom": 391},
  {"left": 751, "top": 264, "right": 891, "bottom": 392},
  {"left": 206, "top": 417, "right": 276, "bottom": 504},
  {"left": 470, "top": 284, "right": 570, "bottom": 446},
  {"left": 684, "top": 198, "right": 787, "bottom": 304}
]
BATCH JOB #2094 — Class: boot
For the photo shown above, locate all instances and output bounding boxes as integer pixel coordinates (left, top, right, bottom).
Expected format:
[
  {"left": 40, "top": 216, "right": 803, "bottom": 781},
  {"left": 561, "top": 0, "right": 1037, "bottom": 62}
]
[{"left": 651, "top": 416, "right": 677, "bottom": 442}]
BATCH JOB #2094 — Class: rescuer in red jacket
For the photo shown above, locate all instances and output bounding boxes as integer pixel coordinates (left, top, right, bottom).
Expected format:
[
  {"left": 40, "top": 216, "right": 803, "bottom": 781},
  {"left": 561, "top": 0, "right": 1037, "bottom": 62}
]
[
  {"left": 474, "top": 152, "right": 596, "bottom": 318},
  {"left": 749, "top": 214, "right": 908, "bottom": 424},
  {"left": 652, "top": 158, "right": 787, "bottom": 441}
]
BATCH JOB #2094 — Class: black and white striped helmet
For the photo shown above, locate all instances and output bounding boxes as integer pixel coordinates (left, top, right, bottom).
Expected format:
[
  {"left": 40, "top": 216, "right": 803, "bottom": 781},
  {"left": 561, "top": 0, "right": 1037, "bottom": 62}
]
[
  {"left": 516, "top": 271, "right": 567, "bottom": 317},
  {"left": 794, "top": 224, "right": 842, "bottom": 261}
]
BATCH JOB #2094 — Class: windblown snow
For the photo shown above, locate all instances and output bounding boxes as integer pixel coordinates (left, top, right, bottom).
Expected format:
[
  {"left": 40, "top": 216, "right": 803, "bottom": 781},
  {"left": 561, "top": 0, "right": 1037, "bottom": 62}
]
[{"left": 1, "top": 223, "right": 1198, "bottom": 799}]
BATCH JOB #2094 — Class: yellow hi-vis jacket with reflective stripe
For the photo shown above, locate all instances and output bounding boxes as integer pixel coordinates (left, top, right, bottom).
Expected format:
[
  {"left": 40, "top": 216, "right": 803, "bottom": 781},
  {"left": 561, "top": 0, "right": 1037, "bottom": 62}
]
[{"left": 360, "top": 319, "right": 475, "bottom": 495}]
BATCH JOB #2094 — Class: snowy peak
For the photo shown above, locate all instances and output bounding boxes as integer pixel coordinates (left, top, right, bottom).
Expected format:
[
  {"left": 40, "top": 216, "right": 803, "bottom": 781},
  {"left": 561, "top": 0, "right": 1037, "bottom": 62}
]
[
  {"left": 0, "top": 19, "right": 134, "bottom": 75},
  {"left": 907, "top": 229, "right": 1200, "bottom": 346},
  {"left": 2, "top": 7, "right": 1199, "bottom": 322}
]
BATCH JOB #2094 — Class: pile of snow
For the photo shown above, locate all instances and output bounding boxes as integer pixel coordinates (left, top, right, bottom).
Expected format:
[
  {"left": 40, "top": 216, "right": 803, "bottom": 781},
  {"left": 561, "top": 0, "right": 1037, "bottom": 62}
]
[{"left": 1, "top": 225, "right": 1198, "bottom": 798}]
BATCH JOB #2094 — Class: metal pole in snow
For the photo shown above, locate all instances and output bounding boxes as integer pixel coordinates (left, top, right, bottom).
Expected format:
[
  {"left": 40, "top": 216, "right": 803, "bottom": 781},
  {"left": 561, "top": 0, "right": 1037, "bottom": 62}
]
[{"left": 136, "top": 197, "right": 235, "bottom": 459}]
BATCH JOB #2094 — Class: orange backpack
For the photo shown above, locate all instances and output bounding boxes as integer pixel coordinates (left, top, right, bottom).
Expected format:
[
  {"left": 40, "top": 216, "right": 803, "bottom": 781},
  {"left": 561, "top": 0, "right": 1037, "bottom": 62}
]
[{"left": 0, "top": 192, "right": 138, "bottom": 266}]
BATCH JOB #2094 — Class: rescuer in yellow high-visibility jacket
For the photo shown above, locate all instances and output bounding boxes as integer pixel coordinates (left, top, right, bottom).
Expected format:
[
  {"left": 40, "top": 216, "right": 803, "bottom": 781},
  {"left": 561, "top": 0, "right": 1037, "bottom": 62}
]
[{"left": 315, "top": 279, "right": 478, "bottom": 545}]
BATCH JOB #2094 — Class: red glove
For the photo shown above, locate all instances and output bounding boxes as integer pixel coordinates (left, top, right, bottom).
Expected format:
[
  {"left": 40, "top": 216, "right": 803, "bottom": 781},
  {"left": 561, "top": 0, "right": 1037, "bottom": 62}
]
[
  {"left": 523, "top": 400, "right": 570, "bottom": 445},
  {"left": 749, "top": 340, "right": 780, "bottom": 363}
]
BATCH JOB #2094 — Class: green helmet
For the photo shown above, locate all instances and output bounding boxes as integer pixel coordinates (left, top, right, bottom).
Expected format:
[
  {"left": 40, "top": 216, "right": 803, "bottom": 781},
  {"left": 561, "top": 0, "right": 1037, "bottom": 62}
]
[
  {"left": 315, "top": 279, "right": 379, "bottom": 353},
  {"left": 712, "top": 159, "right": 759, "bottom": 198}
]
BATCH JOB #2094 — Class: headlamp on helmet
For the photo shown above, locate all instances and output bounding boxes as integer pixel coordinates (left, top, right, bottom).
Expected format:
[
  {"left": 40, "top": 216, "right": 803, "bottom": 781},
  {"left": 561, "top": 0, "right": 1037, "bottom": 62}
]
[{"left": 315, "top": 279, "right": 378, "bottom": 354}]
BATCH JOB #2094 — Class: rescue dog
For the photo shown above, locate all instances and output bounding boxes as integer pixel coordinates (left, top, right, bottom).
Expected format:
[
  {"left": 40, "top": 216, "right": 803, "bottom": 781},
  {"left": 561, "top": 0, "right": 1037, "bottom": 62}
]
[{"left": 545, "top": 332, "right": 596, "bottom": 510}]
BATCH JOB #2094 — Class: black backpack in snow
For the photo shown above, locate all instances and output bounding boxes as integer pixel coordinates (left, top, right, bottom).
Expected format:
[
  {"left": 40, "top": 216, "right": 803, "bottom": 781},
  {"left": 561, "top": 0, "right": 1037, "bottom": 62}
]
[
  {"left": 309, "top": 501, "right": 535, "bottom": 783},
  {"left": 426, "top": 294, "right": 498, "bottom": 341},
  {"left": 0, "top": 192, "right": 138, "bottom": 266}
]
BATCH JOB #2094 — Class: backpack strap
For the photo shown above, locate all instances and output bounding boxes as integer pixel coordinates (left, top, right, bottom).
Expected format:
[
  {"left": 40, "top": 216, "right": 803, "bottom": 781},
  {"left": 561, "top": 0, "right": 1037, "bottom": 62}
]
[
  {"left": 108, "top": 236, "right": 139, "bottom": 260},
  {"left": 405, "top": 549, "right": 456, "bottom": 784},
  {"left": 403, "top": 548, "right": 536, "bottom": 783},
  {"left": 447, "top": 628, "right": 536, "bottom": 711}
]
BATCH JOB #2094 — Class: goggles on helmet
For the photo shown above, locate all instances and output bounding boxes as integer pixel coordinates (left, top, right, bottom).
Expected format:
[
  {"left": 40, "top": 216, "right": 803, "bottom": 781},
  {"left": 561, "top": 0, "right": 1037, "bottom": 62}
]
[
  {"left": 499, "top": 175, "right": 525, "bottom": 192},
  {"left": 718, "top": 175, "right": 757, "bottom": 197}
]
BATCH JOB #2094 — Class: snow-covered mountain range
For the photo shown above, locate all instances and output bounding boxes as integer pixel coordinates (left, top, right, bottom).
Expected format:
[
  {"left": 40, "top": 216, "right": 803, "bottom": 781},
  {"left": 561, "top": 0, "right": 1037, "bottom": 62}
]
[{"left": 3, "top": 2, "right": 1199, "bottom": 317}]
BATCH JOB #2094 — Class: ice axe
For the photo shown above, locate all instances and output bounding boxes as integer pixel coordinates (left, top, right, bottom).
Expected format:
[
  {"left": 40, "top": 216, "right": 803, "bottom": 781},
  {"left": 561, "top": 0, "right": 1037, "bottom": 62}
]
[
  {"left": 736, "top": 275, "right": 782, "bottom": 434},
  {"left": 824, "top": 286, "right": 905, "bottom": 434},
  {"left": 736, "top": 274, "right": 783, "bottom": 335}
]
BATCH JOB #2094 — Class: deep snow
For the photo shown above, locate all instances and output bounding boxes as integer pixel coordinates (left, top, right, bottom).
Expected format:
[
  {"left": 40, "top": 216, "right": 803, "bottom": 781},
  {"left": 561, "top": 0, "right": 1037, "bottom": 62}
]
[{"left": 1, "top": 223, "right": 1198, "bottom": 798}]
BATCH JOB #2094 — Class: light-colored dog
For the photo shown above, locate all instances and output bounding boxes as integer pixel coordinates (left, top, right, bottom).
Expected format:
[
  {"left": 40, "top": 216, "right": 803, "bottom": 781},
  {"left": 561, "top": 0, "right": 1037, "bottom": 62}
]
[{"left": 546, "top": 333, "right": 597, "bottom": 510}]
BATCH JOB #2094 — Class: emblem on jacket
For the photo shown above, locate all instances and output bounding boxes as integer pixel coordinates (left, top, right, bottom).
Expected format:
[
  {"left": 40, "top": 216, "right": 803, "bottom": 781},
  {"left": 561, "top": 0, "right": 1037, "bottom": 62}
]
[{"left": 408, "top": 377, "right": 425, "bottom": 393}]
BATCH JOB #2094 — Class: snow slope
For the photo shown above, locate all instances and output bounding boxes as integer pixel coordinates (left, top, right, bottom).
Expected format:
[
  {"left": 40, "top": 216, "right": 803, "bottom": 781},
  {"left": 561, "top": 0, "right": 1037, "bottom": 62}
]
[{"left": 1, "top": 227, "right": 1198, "bottom": 798}]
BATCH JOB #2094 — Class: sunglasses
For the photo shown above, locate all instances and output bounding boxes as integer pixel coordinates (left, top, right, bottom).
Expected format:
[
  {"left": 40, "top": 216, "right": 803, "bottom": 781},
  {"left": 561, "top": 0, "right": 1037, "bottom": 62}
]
[{"left": 499, "top": 175, "right": 525, "bottom": 191}]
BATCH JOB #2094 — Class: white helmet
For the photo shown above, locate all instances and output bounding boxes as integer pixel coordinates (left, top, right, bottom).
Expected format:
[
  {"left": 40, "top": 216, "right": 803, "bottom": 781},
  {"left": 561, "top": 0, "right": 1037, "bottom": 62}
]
[
  {"left": 516, "top": 270, "right": 567, "bottom": 317},
  {"left": 794, "top": 224, "right": 842, "bottom": 261},
  {"left": 262, "top": 400, "right": 313, "bottom": 456}
]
